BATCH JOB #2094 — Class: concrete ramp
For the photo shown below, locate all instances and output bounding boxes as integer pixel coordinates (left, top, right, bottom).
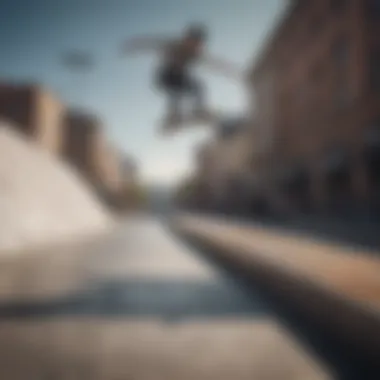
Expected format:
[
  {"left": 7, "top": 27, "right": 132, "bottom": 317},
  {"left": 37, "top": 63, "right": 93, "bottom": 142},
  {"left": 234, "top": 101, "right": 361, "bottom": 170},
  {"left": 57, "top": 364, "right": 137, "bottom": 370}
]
[{"left": 0, "top": 122, "right": 110, "bottom": 252}]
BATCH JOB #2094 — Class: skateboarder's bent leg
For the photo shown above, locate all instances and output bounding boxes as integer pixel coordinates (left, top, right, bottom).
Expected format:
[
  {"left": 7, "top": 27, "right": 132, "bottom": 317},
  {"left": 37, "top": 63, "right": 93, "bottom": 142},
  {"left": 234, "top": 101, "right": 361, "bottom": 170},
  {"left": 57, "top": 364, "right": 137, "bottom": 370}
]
[{"left": 156, "top": 67, "right": 186, "bottom": 121}]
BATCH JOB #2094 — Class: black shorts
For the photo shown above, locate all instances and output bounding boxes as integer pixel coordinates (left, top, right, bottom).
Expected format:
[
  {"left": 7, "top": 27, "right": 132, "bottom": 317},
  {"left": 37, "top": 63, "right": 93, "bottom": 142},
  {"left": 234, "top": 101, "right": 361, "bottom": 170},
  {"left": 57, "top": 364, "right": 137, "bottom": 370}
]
[{"left": 156, "top": 66, "right": 195, "bottom": 94}]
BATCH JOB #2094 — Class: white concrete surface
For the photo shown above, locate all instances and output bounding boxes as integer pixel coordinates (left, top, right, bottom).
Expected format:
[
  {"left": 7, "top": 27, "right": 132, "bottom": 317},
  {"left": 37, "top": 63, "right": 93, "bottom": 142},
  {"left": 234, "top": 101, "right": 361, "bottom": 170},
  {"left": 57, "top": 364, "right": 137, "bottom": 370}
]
[
  {"left": 0, "top": 217, "right": 330, "bottom": 380},
  {"left": 90, "top": 217, "right": 217, "bottom": 281},
  {"left": 0, "top": 122, "right": 110, "bottom": 253}
]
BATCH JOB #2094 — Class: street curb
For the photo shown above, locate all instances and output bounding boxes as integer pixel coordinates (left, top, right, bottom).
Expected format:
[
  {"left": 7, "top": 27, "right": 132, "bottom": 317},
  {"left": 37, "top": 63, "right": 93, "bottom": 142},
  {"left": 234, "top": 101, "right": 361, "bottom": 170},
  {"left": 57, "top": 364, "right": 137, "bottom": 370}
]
[{"left": 171, "top": 222, "right": 380, "bottom": 379}]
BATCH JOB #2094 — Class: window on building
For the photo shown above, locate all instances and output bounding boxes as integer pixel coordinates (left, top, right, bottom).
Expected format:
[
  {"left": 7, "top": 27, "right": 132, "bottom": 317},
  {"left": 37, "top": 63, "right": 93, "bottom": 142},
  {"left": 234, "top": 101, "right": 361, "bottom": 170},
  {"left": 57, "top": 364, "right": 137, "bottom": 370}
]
[{"left": 370, "top": 50, "right": 380, "bottom": 92}]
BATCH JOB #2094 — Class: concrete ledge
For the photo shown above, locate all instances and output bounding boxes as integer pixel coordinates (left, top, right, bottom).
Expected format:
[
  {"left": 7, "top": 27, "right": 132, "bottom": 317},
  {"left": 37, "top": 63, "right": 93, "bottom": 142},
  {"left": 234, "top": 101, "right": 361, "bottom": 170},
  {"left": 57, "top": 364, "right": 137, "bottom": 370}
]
[{"left": 172, "top": 215, "right": 380, "bottom": 377}]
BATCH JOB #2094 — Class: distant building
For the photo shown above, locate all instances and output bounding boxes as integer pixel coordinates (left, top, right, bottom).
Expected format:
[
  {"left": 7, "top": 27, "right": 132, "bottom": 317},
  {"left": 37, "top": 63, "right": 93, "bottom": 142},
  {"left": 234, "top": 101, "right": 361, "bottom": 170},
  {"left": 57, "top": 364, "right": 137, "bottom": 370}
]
[
  {"left": 99, "top": 150, "right": 142, "bottom": 211},
  {"left": 62, "top": 109, "right": 141, "bottom": 210},
  {"left": 120, "top": 155, "right": 137, "bottom": 187},
  {"left": 194, "top": 117, "right": 255, "bottom": 212},
  {"left": 95, "top": 138, "right": 123, "bottom": 194},
  {"left": 247, "top": 0, "right": 380, "bottom": 216},
  {"left": 0, "top": 83, "right": 64, "bottom": 154},
  {"left": 62, "top": 110, "right": 102, "bottom": 184}
]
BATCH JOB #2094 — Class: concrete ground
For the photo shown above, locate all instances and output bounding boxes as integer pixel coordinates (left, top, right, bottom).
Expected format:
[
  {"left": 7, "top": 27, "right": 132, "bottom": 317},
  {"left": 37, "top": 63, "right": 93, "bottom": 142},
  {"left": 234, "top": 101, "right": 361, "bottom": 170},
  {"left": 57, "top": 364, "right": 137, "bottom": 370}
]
[{"left": 0, "top": 216, "right": 330, "bottom": 380}]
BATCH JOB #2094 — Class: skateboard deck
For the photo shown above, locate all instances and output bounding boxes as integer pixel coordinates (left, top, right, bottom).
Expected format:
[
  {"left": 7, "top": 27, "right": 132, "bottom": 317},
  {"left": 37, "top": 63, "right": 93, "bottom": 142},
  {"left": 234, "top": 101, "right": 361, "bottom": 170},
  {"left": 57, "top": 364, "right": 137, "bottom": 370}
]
[{"left": 159, "top": 110, "right": 219, "bottom": 135}]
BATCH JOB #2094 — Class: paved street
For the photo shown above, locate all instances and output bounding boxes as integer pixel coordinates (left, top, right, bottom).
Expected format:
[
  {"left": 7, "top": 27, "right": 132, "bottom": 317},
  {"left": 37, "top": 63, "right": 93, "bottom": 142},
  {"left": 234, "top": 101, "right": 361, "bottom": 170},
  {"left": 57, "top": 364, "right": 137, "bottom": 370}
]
[{"left": 0, "top": 216, "right": 330, "bottom": 379}]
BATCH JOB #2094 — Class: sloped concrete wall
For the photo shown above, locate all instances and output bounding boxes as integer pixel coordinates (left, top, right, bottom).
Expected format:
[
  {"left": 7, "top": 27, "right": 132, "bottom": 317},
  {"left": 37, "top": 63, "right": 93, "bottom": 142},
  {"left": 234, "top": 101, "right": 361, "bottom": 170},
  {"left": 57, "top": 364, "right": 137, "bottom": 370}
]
[{"left": 0, "top": 121, "right": 111, "bottom": 252}]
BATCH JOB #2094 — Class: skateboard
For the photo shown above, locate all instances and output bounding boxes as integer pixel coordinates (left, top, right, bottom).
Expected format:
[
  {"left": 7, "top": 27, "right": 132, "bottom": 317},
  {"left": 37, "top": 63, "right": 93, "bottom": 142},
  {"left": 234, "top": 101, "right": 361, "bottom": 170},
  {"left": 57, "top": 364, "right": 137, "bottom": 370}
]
[{"left": 159, "top": 109, "right": 219, "bottom": 135}]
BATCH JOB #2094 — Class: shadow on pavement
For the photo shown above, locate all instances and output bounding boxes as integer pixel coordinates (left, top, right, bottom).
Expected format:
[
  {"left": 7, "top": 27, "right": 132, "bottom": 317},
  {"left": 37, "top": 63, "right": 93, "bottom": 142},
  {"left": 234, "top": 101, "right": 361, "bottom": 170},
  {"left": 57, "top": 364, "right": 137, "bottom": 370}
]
[{"left": 0, "top": 278, "right": 269, "bottom": 321}]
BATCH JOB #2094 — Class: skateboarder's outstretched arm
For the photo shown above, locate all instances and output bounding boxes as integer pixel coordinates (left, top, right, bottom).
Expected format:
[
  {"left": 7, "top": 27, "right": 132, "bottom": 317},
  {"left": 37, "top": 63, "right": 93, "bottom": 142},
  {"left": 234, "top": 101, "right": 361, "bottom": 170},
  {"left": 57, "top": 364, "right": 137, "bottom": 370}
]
[
  {"left": 120, "top": 36, "right": 170, "bottom": 55},
  {"left": 200, "top": 54, "right": 243, "bottom": 80}
]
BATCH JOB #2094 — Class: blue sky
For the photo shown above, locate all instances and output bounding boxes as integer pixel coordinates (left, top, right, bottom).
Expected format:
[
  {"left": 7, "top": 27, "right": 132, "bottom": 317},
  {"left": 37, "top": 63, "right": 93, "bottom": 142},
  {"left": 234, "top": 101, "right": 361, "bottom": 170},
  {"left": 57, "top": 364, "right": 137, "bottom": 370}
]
[{"left": 0, "top": 0, "right": 285, "bottom": 186}]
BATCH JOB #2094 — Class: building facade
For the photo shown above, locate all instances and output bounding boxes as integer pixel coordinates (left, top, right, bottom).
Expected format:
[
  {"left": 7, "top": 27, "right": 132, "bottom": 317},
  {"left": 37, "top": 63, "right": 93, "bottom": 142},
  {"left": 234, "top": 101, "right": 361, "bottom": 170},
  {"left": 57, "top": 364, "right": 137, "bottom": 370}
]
[
  {"left": 0, "top": 83, "right": 139, "bottom": 212},
  {"left": 62, "top": 110, "right": 134, "bottom": 209},
  {"left": 0, "top": 84, "right": 64, "bottom": 154},
  {"left": 62, "top": 110, "right": 102, "bottom": 184},
  {"left": 193, "top": 117, "right": 256, "bottom": 212},
  {"left": 248, "top": 0, "right": 380, "bottom": 217}
]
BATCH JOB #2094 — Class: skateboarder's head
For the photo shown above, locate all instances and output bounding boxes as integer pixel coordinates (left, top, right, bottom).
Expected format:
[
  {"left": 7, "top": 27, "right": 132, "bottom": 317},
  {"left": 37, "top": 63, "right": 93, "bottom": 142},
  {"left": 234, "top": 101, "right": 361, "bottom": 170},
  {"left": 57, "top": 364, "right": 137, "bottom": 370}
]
[{"left": 184, "top": 24, "right": 207, "bottom": 47}]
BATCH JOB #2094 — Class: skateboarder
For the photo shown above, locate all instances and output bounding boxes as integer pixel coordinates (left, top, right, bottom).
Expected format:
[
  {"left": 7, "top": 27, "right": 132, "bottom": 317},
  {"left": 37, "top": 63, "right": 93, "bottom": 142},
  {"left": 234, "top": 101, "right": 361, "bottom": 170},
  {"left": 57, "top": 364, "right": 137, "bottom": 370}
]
[{"left": 121, "top": 24, "right": 241, "bottom": 129}]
